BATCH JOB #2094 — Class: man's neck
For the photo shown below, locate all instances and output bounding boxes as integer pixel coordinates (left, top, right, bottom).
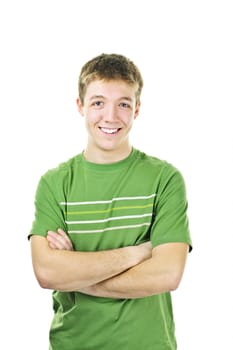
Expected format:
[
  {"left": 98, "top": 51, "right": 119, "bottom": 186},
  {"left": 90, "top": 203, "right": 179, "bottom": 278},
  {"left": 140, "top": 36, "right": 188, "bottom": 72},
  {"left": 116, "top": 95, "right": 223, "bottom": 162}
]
[{"left": 83, "top": 146, "right": 133, "bottom": 164}]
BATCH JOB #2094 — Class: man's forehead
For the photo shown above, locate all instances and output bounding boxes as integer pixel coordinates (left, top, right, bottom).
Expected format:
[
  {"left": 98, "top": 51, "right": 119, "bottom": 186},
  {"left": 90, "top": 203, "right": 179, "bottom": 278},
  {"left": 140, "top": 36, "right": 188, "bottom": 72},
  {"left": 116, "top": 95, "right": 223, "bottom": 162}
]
[{"left": 85, "top": 79, "right": 137, "bottom": 98}]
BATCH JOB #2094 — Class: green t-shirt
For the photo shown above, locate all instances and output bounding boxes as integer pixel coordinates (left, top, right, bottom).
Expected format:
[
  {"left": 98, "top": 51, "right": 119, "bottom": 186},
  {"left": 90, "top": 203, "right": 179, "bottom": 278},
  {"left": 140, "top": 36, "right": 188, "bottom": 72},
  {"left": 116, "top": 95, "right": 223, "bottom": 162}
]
[{"left": 30, "top": 148, "right": 192, "bottom": 350}]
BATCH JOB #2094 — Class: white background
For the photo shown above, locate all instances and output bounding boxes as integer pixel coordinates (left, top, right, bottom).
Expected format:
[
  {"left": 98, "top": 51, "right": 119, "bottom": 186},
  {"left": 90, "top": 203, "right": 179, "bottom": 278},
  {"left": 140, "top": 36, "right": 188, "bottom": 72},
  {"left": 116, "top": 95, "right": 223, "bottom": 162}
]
[{"left": 1, "top": 0, "right": 232, "bottom": 349}]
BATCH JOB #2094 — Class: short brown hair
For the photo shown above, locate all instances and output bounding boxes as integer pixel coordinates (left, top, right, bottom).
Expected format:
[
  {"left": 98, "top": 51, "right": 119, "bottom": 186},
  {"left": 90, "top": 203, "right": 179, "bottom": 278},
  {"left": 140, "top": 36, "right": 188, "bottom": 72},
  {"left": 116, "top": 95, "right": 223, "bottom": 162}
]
[{"left": 78, "top": 53, "right": 143, "bottom": 104}]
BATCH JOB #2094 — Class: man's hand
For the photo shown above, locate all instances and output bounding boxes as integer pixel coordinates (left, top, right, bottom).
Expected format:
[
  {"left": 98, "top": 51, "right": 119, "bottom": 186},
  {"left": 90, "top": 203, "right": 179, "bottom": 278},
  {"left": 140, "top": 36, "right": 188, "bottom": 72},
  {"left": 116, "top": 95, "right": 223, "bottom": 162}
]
[
  {"left": 47, "top": 228, "right": 73, "bottom": 251},
  {"left": 46, "top": 228, "right": 152, "bottom": 263},
  {"left": 32, "top": 229, "right": 152, "bottom": 291}
]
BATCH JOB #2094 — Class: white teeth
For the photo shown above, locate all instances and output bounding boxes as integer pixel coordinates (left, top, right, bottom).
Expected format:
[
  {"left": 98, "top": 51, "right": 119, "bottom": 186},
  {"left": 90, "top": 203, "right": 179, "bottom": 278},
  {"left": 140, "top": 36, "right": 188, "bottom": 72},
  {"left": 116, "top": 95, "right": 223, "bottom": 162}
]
[{"left": 101, "top": 128, "right": 119, "bottom": 134}]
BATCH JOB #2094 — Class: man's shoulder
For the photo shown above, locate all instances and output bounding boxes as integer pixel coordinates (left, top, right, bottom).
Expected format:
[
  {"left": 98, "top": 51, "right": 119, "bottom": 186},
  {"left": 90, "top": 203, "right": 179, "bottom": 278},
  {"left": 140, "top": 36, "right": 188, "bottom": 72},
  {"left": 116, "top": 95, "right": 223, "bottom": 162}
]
[
  {"left": 41, "top": 153, "right": 82, "bottom": 182},
  {"left": 136, "top": 149, "right": 178, "bottom": 174}
]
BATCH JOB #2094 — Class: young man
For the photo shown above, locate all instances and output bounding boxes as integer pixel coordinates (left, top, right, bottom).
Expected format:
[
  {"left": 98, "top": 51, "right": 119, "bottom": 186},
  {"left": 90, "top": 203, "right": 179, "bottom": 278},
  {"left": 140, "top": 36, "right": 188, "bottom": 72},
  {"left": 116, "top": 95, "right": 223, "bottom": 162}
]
[{"left": 29, "top": 53, "right": 192, "bottom": 350}]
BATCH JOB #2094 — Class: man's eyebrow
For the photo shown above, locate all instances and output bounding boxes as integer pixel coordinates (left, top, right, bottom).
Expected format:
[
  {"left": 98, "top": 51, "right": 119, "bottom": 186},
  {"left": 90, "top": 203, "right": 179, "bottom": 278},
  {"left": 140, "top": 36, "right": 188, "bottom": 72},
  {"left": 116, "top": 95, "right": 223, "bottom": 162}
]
[
  {"left": 88, "top": 95, "right": 133, "bottom": 101},
  {"left": 89, "top": 95, "right": 105, "bottom": 100},
  {"left": 120, "top": 96, "right": 133, "bottom": 102}
]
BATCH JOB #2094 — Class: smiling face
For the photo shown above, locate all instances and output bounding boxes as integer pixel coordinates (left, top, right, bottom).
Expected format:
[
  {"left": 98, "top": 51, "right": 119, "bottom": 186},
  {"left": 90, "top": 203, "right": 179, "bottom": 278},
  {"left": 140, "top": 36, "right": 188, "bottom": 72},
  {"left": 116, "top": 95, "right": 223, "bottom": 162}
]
[{"left": 77, "top": 79, "right": 140, "bottom": 163}]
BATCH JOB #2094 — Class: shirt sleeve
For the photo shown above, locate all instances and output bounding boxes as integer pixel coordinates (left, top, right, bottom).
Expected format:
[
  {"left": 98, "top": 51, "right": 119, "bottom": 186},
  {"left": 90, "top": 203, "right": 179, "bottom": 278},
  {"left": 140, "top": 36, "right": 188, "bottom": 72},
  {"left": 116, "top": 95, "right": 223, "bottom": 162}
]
[
  {"left": 150, "top": 165, "right": 192, "bottom": 250},
  {"left": 29, "top": 175, "right": 67, "bottom": 239}
]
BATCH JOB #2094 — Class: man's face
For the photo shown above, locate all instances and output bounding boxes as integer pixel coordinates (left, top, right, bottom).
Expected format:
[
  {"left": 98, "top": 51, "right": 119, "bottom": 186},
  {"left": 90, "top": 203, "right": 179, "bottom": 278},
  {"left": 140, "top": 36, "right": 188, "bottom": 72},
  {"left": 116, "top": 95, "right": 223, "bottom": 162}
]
[{"left": 77, "top": 79, "right": 140, "bottom": 162}]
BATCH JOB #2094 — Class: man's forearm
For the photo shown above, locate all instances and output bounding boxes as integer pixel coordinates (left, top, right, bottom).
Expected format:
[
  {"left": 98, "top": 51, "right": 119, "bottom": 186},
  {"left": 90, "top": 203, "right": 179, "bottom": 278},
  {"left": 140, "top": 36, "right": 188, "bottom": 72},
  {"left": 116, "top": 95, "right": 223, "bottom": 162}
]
[
  {"left": 78, "top": 243, "right": 189, "bottom": 299},
  {"left": 31, "top": 236, "right": 152, "bottom": 292},
  {"left": 79, "top": 257, "right": 160, "bottom": 299}
]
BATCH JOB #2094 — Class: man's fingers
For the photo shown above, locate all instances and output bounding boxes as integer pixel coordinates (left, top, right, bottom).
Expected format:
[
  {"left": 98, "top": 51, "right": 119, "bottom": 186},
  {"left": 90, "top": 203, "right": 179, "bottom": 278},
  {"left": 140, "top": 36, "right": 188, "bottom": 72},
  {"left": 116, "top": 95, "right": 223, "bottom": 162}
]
[
  {"left": 57, "top": 228, "right": 73, "bottom": 249},
  {"left": 47, "top": 229, "right": 73, "bottom": 250},
  {"left": 47, "top": 231, "right": 65, "bottom": 250},
  {"left": 48, "top": 241, "right": 57, "bottom": 249}
]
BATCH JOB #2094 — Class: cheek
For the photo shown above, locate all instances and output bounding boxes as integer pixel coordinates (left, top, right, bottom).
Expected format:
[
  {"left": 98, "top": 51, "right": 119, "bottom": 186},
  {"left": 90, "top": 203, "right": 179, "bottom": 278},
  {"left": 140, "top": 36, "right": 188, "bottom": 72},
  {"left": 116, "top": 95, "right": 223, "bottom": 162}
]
[
  {"left": 85, "top": 112, "right": 100, "bottom": 127},
  {"left": 122, "top": 113, "right": 135, "bottom": 125}
]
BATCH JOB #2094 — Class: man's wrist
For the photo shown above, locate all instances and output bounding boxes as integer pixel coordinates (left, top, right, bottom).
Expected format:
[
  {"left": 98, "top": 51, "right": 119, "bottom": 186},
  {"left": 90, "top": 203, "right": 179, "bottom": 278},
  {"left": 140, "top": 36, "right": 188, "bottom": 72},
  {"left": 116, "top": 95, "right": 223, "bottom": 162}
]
[{"left": 123, "top": 246, "right": 140, "bottom": 268}]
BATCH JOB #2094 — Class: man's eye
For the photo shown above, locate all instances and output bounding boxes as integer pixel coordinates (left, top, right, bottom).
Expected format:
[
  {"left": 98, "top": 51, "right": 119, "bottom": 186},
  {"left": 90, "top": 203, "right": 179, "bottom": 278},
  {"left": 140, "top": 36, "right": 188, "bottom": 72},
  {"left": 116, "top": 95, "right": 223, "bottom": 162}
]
[
  {"left": 120, "top": 102, "right": 131, "bottom": 109},
  {"left": 93, "top": 101, "right": 103, "bottom": 107}
]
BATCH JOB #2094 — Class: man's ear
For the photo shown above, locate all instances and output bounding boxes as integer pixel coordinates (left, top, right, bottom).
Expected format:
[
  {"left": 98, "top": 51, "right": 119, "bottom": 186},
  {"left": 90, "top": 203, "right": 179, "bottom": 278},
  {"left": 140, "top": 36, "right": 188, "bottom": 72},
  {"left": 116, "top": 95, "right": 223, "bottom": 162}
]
[
  {"left": 134, "top": 101, "right": 141, "bottom": 119},
  {"left": 76, "top": 98, "right": 84, "bottom": 116}
]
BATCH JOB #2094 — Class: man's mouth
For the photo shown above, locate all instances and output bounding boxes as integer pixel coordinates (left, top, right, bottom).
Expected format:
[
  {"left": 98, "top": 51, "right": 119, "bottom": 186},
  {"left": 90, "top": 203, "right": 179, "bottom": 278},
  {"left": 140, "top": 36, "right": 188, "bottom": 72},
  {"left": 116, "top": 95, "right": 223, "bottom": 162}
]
[{"left": 99, "top": 127, "right": 121, "bottom": 135}]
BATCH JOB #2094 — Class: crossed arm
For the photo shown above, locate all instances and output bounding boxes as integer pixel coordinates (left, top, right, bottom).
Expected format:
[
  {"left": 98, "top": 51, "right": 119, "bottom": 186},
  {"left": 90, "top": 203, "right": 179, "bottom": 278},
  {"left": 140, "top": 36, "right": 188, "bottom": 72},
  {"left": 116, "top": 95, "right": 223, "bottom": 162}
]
[{"left": 30, "top": 229, "right": 189, "bottom": 299}]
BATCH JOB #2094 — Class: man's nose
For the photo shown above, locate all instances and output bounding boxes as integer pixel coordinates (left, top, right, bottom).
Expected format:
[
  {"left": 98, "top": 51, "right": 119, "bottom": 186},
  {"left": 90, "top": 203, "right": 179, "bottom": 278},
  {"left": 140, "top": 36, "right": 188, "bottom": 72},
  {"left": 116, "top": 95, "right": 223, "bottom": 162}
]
[{"left": 104, "top": 105, "right": 118, "bottom": 122}]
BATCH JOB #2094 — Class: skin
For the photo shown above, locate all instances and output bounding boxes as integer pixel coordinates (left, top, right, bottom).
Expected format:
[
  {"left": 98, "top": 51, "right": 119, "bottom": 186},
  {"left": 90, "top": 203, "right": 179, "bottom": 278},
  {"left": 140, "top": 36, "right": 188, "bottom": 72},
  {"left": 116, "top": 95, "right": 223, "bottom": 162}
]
[
  {"left": 30, "top": 79, "right": 189, "bottom": 298},
  {"left": 76, "top": 79, "right": 140, "bottom": 164},
  {"left": 46, "top": 229, "right": 188, "bottom": 298},
  {"left": 31, "top": 233, "right": 152, "bottom": 291}
]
